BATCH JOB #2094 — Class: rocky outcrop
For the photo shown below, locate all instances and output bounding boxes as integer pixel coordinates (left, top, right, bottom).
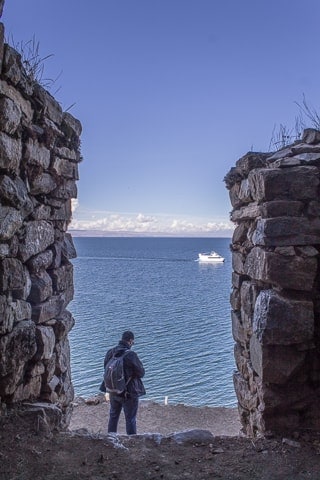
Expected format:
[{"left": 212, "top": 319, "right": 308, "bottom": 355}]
[
  {"left": 0, "top": 17, "right": 80, "bottom": 427},
  {"left": 225, "top": 130, "right": 320, "bottom": 436}
]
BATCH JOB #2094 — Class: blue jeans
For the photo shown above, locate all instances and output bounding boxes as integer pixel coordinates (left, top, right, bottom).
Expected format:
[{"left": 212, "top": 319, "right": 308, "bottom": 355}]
[{"left": 108, "top": 394, "right": 139, "bottom": 435}]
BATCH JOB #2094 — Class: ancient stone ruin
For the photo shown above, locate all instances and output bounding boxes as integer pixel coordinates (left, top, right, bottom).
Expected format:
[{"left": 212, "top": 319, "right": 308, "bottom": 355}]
[
  {"left": 0, "top": 6, "right": 81, "bottom": 427},
  {"left": 225, "top": 129, "right": 320, "bottom": 436}
]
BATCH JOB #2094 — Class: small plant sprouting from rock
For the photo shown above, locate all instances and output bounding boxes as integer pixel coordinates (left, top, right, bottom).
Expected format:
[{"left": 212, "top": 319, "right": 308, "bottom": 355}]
[
  {"left": 8, "top": 34, "right": 62, "bottom": 91},
  {"left": 269, "top": 94, "right": 320, "bottom": 152},
  {"left": 295, "top": 93, "right": 320, "bottom": 131}
]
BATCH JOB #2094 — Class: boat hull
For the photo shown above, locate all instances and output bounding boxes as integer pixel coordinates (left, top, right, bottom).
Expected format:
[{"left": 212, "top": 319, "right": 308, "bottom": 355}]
[{"left": 198, "top": 252, "right": 224, "bottom": 263}]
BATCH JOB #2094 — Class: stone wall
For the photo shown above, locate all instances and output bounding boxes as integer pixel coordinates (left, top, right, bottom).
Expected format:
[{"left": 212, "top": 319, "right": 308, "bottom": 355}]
[
  {"left": 225, "top": 129, "right": 320, "bottom": 436},
  {"left": 0, "top": 11, "right": 81, "bottom": 426}
]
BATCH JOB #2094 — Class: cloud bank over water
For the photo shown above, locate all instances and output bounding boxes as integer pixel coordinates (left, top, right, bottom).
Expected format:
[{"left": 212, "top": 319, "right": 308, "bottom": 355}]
[{"left": 70, "top": 201, "right": 233, "bottom": 237}]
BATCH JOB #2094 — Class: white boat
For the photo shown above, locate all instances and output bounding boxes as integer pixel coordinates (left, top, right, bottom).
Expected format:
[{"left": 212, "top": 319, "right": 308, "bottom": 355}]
[{"left": 198, "top": 251, "right": 224, "bottom": 263}]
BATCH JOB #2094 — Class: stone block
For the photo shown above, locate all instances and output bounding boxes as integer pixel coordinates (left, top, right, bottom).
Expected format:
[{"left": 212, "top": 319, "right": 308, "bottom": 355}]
[
  {"left": 50, "top": 262, "right": 73, "bottom": 292},
  {"left": 27, "top": 249, "right": 53, "bottom": 273},
  {"left": 61, "top": 111, "right": 82, "bottom": 138},
  {"left": 0, "top": 96, "right": 21, "bottom": 134},
  {"left": 259, "top": 200, "right": 303, "bottom": 218},
  {"left": 245, "top": 246, "right": 317, "bottom": 291},
  {"left": 232, "top": 223, "right": 248, "bottom": 244},
  {"left": 52, "top": 180, "right": 77, "bottom": 200},
  {"left": 24, "top": 138, "right": 51, "bottom": 169},
  {"left": 62, "top": 233, "right": 77, "bottom": 260},
  {"left": 0, "top": 257, "right": 25, "bottom": 291},
  {"left": 302, "top": 128, "right": 320, "bottom": 144},
  {"left": 232, "top": 251, "right": 246, "bottom": 275},
  {"left": 50, "top": 200, "right": 72, "bottom": 222},
  {"left": 18, "top": 220, "right": 55, "bottom": 262},
  {"left": 28, "top": 172, "right": 57, "bottom": 195},
  {"left": 0, "top": 175, "right": 32, "bottom": 212},
  {"left": 257, "top": 380, "right": 316, "bottom": 413},
  {"left": 248, "top": 166, "right": 319, "bottom": 202},
  {"left": 55, "top": 146, "right": 78, "bottom": 161},
  {"left": 235, "top": 152, "right": 268, "bottom": 176},
  {"left": 0, "top": 80, "right": 33, "bottom": 122},
  {"left": 252, "top": 290, "right": 314, "bottom": 345},
  {"left": 232, "top": 272, "right": 246, "bottom": 289},
  {"left": 230, "top": 288, "right": 241, "bottom": 311},
  {"left": 54, "top": 337, "right": 71, "bottom": 374},
  {"left": 238, "top": 178, "right": 252, "bottom": 203},
  {"left": 231, "top": 310, "right": 247, "bottom": 345},
  {"left": 292, "top": 152, "right": 320, "bottom": 163},
  {"left": 2, "top": 44, "right": 22, "bottom": 85},
  {"left": 52, "top": 310, "right": 75, "bottom": 340},
  {"left": 252, "top": 217, "right": 320, "bottom": 246},
  {"left": 250, "top": 334, "right": 306, "bottom": 384},
  {"left": 231, "top": 202, "right": 261, "bottom": 222},
  {"left": 233, "top": 371, "right": 258, "bottom": 410},
  {"left": 35, "top": 326, "right": 55, "bottom": 360},
  {"left": 28, "top": 270, "right": 53, "bottom": 304},
  {"left": 0, "top": 132, "right": 22, "bottom": 174},
  {"left": 0, "top": 206, "right": 23, "bottom": 240},
  {"left": 51, "top": 157, "right": 79, "bottom": 180},
  {"left": 0, "top": 320, "right": 36, "bottom": 377},
  {"left": 31, "top": 295, "right": 64, "bottom": 324},
  {"left": 33, "top": 84, "right": 63, "bottom": 125},
  {"left": 240, "top": 281, "right": 259, "bottom": 316},
  {"left": 31, "top": 203, "right": 52, "bottom": 220}
]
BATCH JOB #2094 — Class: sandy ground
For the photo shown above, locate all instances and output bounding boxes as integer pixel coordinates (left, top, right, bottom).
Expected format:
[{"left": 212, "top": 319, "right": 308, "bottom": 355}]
[{"left": 69, "top": 395, "right": 242, "bottom": 436}]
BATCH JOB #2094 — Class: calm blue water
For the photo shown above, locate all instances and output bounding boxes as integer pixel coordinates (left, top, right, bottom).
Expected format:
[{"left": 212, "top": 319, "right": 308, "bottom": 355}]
[{"left": 69, "top": 237, "right": 236, "bottom": 407}]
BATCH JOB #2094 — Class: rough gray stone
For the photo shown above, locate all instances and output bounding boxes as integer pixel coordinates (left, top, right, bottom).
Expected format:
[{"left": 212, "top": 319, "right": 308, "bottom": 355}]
[
  {"left": 55, "top": 337, "right": 71, "bottom": 375},
  {"left": 0, "top": 206, "right": 23, "bottom": 240},
  {"left": 0, "top": 132, "right": 21, "bottom": 173},
  {"left": 28, "top": 270, "right": 53, "bottom": 304},
  {"left": 253, "top": 217, "right": 320, "bottom": 246},
  {"left": 248, "top": 166, "right": 319, "bottom": 202},
  {"left": 233, "top": 371, "right": 258, "bottom": 410},
  {"left": 0, "top": 320, "right": 36, "bottom": 378},
  {"left": 35, "top": 326, "right": 55, "bottom": 360},
  {"left": 0, "top": 96, "right": 21, "bottom": 134},
  {"left": 245, "top": 246, "right": 317, "bottom": 291},
  {"left": 61, "top": 234, "right": 77, "bottom": 261},
  {"left": 51, "top": 157, "right": 79, "bottom": 180},
  {"left": 24, "top": 138, "right": 51, "bottom": 169},
  {"left": 2, "top": 44, "right": 22, "bottom": 85},
  {"left": 0, "top": 257, "right": 25, "bottom": 291},
  {"left": 28, "top": 172, "right": 57, "bottom": 195},
  {"left": 61, "top": 111, "right": 82, "bottom": 138},
  {"left": 18, "top": 220, "right": 55, "bottom": 262},
  {"left": 52, "top": 180, "right": 77, "bottom": 200},
  {"left": 231, "top": 203, "right": 261, "bottom": 222},
  {"left": 33, "top": 84, "right": 63, "bottom": 125},
  {"left": 31, "top": 294, "right": 64, "bottom": 324},
  {"left": 169, "top": 429, "right": 214, "bottom": 445},
  {"left": 50, "top": 262, "right": 73, "bottom": 292},
  {"left": 252, "top": 290, "right": 314, "bottom": 345},
  {"left": 259, "top": 200, "right": 303, "bottom": 218},
  {"left": 26, "top": 249, "right": 53, "bottom": 273},
  {"left": 250, "top": 334, "right": 306, "bottom": 384},
  {"left": 232, "top": 251, "right": 246, "bottom": 275},
  {"left": 0, "top": 175, "right": 32, "bottom": 213},
  {"left": 302, "top": 128, "right": 320, "bottom": 144},
  {"left": 52, "top": 310, "right": 75, "bottom": 340},
  {"left": 0, "top": 79, "right": 33, "bottom": 122}
]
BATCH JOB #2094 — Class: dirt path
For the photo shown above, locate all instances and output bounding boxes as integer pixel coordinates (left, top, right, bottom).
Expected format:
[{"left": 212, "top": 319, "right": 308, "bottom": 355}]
[{"left": 69, "top": 396, "right": 241, "bottom": 436}]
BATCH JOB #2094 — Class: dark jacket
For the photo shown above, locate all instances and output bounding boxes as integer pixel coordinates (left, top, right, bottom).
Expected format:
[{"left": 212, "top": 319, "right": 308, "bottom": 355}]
[{"left": 101, "top": 340, "right": 146, "bottom": 397}]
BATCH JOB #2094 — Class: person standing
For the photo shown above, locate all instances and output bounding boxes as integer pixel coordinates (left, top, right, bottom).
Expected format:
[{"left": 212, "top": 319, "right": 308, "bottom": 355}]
[{"left": 103, "top": 330, "right": 145, "bottom": 435}]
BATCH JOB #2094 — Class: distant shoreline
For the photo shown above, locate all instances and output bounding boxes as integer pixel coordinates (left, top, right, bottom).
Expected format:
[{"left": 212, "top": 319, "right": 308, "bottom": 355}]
[{"left": 70, "top": 230, "right": 233, "bottom": 238}]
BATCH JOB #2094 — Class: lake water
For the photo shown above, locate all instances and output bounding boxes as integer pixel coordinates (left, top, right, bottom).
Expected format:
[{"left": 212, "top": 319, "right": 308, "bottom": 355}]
[{"left": 69, "top": 237, "right": 237, "bottom": 407}]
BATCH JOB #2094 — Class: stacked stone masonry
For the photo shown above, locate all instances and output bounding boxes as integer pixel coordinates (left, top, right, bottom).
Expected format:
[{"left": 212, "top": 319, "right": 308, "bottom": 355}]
[
  {"left": 0, "top": 18, "right": 80, "bottom": 424},
  {"left": 225, "top": 128, "right": 320, "bottom": 436}
]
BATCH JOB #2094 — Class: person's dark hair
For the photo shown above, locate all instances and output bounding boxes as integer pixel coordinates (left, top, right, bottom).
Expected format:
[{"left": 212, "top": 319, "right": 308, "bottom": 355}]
[{"left": 122, "top": 330, "right": 134, "bottom": 342}]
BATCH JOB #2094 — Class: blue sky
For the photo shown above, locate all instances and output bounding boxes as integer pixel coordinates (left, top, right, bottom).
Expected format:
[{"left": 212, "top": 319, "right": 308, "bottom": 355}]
[{"left": 4, "top": 1, "right": 320, "bottom": 236}]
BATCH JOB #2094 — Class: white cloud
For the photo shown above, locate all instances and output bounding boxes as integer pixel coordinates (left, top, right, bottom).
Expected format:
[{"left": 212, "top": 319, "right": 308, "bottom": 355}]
[{"left": 69, "top": 204, "right": 234, "bottom": 237}]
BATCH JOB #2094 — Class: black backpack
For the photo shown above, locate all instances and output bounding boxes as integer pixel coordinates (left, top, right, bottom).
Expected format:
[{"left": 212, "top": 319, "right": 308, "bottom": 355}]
[{"left": 103, "top": 350, "right": 131, "bottom": 395}]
